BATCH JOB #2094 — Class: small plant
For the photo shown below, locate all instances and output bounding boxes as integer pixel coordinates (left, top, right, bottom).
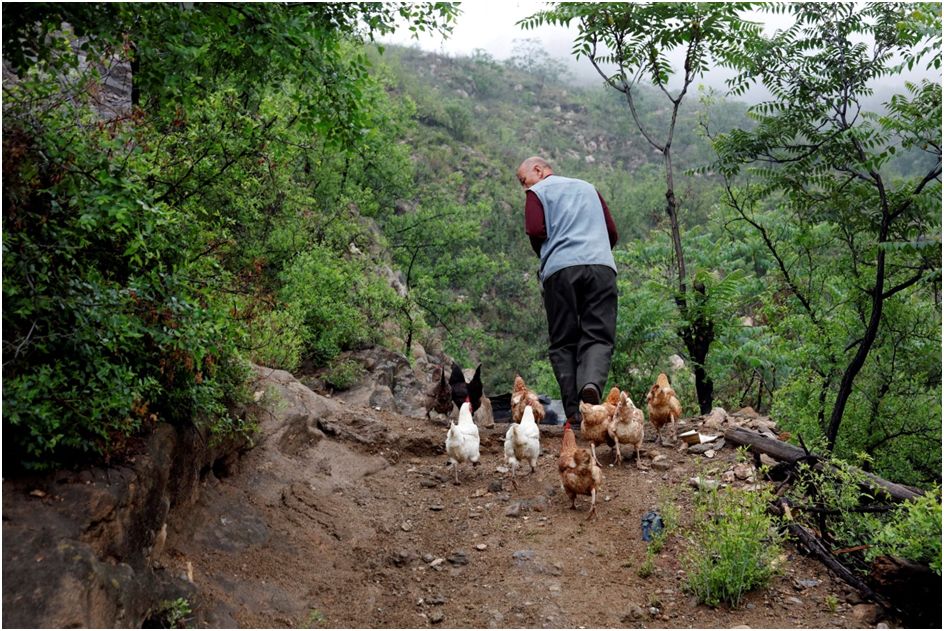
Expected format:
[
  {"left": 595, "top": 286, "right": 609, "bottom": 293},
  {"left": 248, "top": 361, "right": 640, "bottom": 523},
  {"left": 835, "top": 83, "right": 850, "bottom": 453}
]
[
  {"left": 303, "top": 608, "right": 326, "bottom": 627},
  {"left": 735, "top": 445, "right": 751, "bottom": 463},
  {"left": 682, "top": 485, "right": 783, "bottom": 607},
  {"left": 824, "top": 593, "right": 839, "bottom": 613},
  {"left": 637, "top": 554, "right": 655, "bottom": 578},
  {"left": 324, "top": 358, "right": 364, "bottom": 390},
  {"left": 152, "top": 597, "right": 192, "bottom": 629}
]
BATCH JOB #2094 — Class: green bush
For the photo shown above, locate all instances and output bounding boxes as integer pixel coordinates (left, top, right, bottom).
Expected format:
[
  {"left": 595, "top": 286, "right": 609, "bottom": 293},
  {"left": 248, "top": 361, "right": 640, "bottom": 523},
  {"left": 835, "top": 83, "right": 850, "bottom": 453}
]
[
  {"left": 279, "top": 246, "right": 402, "bottom": 364},
  {"left": 866, "top": 489, "right": 942, "bottom": 575},
  {"left": 245, "top": 307, "right": 306, "bottom": 372},
  {"left": 683, "top": 486, "right": 783, "bottom": 607},
  {"left": 324, "top": 357, "right": 365, "bottom": 391},
  {"left": 2, "top": 80, "right": 249, "bottom": 470}
]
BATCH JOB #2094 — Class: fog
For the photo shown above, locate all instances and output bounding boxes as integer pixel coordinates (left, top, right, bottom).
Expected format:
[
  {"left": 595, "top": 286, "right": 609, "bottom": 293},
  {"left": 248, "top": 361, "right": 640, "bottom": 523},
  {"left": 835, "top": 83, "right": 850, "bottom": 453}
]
[{"left": 381, "top": 1, "right": 938, "bottom": 106}]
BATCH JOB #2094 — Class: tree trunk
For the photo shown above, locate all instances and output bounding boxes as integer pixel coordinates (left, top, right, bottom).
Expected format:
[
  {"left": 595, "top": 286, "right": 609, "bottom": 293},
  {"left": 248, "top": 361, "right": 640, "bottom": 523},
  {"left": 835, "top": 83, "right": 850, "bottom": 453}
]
[
  {"left": 825, "top": 238, "right": 888, "bottom": 450},
  {"left": 664, "top": 153, "right": 715, "bottom": 411}
]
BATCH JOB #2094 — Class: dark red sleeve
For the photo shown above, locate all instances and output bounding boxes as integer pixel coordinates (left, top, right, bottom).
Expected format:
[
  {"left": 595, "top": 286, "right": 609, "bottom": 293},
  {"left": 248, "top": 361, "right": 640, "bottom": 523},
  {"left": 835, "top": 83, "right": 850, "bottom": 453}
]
[
  {"left": 524, "top": 190, "right": 546, "bottom": 257},
  {"left": 598, "top": 191, "right": 618, "bottom": 248}
]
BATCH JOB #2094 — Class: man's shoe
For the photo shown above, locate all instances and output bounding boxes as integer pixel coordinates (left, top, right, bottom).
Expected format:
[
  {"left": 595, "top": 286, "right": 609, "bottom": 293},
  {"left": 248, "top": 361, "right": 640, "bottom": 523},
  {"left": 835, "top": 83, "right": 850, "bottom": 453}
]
[{"left": 580, "top": 383, "right": 601, "bottom": 405}]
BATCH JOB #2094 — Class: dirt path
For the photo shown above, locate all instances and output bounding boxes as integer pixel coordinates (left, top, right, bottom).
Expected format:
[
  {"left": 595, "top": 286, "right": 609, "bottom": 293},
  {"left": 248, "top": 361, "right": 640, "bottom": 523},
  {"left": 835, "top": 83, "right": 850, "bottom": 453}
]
[{"left": 161, "top": 402, "right": 875, "bottom": 629}]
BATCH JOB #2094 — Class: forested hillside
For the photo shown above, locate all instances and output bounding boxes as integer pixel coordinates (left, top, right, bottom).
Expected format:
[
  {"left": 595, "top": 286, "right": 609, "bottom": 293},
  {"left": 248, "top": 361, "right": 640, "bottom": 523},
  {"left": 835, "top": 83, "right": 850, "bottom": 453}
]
[
  {"left": 369, "top": 28, "right": 942, "bottom": 489},
  {"left": 3, "top": 4, "right": 942, "bottom": 627},
  {"left": 2, "top": 0, "right": 940, "bottom": 582}
]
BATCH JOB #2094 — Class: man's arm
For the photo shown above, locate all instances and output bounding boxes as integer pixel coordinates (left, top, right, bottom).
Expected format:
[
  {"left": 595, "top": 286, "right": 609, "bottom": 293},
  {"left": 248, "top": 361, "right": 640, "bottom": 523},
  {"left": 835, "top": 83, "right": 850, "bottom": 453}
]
[
  {"left": 598, "top": 192, "right": 618, "bottom": 248},
  {"left": 524, "top": 190, "right": 546, "bottom": 257}
]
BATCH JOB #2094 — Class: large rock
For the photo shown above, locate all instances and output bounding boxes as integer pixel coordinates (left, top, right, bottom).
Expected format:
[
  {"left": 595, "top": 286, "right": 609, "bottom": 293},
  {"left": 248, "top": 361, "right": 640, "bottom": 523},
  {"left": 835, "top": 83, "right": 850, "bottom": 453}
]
[
  {"left": 2, "top": 421, "right": 249, "bottom": 628},
  {"left": 2, "top": 361, "right": 414, "bottom": 628},
  {"left": 304, "top": 347, "right": 435, "bottom": 418}
]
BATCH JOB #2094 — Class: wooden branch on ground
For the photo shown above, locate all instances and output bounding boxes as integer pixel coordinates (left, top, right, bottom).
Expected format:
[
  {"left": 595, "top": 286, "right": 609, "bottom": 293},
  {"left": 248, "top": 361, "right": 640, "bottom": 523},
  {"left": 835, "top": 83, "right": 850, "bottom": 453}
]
[
  {"left": 724, "top": 427, "right": 922, "bottom": 502},
  {"left": 770, "top": 498, "right": 894, "bottom": 611}
]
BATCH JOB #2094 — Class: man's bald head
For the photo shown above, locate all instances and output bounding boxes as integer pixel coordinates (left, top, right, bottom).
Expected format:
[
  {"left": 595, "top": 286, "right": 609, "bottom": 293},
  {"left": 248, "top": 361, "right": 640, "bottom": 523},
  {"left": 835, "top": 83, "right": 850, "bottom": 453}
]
[{"left": 516, "top": 156, "right": 554, "bottom": 189}]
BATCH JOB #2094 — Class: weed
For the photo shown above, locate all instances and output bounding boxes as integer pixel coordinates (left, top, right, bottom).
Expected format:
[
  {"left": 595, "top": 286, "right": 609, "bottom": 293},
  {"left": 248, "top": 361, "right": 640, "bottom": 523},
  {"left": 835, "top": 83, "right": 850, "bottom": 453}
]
[
  {"left": 637, "top": 555, "right": 654, "bottom": 578},
  {"left": 682, "top": 485, "right": 783, "bottom": 607},
  {"left": 824, "top": 594, "right": 839, "bottom": 613},
  {"left": 303, "top": 609, "right": 326, "bottom": 627},
  {"left": 151, "top": 597, "right": 192, "bottom": 629},
  {"left": 735, "top": 445, "right": 751, "bottom": 463}
]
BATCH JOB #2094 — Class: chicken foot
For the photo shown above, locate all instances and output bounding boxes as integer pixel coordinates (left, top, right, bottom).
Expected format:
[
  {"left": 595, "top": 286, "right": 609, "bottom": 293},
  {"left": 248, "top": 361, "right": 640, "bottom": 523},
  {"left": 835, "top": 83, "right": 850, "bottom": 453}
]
[{"left": 586, "top": 488, "right": 597, "bottom": 521}]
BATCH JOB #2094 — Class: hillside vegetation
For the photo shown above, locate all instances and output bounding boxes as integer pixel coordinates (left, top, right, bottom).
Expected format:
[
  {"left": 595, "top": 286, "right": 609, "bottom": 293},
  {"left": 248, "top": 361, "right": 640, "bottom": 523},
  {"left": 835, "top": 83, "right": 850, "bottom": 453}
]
[{"left": 2, "top": 2, "right": 940, "bottom": 581}]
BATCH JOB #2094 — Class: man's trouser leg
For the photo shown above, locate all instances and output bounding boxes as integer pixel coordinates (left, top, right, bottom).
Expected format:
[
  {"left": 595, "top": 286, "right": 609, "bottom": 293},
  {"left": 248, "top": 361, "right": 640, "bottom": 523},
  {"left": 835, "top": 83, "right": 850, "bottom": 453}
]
[
  {"left": 575, "top": 265, "right": 617, "bottom": 399},
  {"left": 543, "top": 265, "right": 617, "bottom": 420}
]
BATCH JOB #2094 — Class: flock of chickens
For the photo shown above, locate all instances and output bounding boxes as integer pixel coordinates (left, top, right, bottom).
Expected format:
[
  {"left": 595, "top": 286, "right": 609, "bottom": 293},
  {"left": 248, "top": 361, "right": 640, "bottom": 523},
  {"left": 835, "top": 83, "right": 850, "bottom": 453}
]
[{"left": 428, "top": 365, "right": 683, "bottom": 520}]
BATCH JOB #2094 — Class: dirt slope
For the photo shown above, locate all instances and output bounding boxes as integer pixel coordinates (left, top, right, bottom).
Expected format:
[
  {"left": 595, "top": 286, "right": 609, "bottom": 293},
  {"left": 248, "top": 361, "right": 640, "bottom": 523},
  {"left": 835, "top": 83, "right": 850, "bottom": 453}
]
[{"left": 160, "top": 382, "right": 882, "bottom": 629}]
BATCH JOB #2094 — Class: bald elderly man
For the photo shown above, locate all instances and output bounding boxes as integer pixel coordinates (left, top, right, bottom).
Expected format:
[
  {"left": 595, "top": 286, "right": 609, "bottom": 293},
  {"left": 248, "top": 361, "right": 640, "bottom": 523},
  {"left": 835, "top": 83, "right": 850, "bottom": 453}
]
[{"left": 516, "top": 156, "right": 619, "bottom": 427}]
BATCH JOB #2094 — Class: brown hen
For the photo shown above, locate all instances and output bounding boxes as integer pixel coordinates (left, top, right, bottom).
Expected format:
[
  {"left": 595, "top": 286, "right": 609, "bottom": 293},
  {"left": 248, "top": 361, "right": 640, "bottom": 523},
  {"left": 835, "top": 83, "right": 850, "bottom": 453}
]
[
  {"left": 646, "top": 373, "right": 682, "bottom": 445},
  {"left": 511, "top": 374, "right": 545, "bottom": 424},
  {"left": 558, "top": 424, "right": 603, "bottom": 520},
  {"left": 424, "top": 365, "right": 453, "bottom": 420},
  {"left": 608, "top": 390, "right": 646, "bottom": 468}
]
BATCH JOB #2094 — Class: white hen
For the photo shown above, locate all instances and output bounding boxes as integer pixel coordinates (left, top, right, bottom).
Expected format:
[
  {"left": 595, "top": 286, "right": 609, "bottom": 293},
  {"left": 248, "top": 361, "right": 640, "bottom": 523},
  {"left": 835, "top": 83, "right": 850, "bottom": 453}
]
[
  {"left": 445, "top": 399, "right": 480, "bottom": 484},
  {"left": 504, "top": 404, "right": 541, "bottom": 489}
]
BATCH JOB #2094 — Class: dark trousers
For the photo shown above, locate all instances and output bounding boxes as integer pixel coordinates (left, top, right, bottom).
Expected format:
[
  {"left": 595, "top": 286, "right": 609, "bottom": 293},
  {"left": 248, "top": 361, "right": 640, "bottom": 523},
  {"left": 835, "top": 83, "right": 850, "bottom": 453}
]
[{"left": 542, "top": 264, "right": 617, "bottom": 419}]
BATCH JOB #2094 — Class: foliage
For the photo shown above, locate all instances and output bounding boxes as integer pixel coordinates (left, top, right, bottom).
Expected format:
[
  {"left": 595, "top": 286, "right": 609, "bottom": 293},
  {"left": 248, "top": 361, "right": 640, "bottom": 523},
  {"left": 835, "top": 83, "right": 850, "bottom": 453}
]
[
  {"left": 2, "top": 3, "right": 456, "bottom": 471},
  {"left": 149, "top": 597, "right": 192, "bottom": 629},
  {"left": 785, "top": 457, "right": 941, "bottom": 578},
  {"left": 278, "top": 246, "right": 402, "bottom": 364},
  {"left": 3, "top": 79, "right": 250, "bottom": 469},
  {"left": 786, "top": 456, "right": 885, "bottom": 553},
  {"left": 324, "top": 357, "right": 366, "bottom": 392},
  {"left": 710, "top": 2, "right": 942, "bottom": 451},
  {"left": 682, "top": 485, "right": 783, "bottom": 607},
  {"left": 866, "top": 489, "right": 942, "bottom": 575}
]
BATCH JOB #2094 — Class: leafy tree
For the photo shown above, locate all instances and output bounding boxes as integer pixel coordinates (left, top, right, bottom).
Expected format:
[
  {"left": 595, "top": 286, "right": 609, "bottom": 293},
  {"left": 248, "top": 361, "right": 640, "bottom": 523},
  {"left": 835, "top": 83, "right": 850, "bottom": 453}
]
[
  {"left": 709, "top": 2, "right": 941, "bottom": 451},
  {"left": 2, "top": 3, "right": 457, "bottom": 470},
  {"left": 521, "top": 2, "right": 760, "bottom": 412}
]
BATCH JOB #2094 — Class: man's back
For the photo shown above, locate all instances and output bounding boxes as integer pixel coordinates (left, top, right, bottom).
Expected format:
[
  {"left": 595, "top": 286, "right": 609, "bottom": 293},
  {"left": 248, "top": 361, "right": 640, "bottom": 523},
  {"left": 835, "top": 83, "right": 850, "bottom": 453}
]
[{"left": 528, "top": 174, "right": 616, "bottom": 282}]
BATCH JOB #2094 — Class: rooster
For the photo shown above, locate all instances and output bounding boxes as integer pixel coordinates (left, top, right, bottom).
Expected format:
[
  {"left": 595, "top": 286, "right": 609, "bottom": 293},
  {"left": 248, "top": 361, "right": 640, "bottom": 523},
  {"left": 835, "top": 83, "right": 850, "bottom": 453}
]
[
  {"left": 608, "top": 390, "right": 646, "bottom": 468},
  {"left": 510, "top": 373, "right": 545, "bottom": 423},
  {"left": 646, "top": 372, "right": 682, "bottom": 445},
  {"left": 444, "top": 398, "right": 480, "bottom": 484},
  {"left": 503, "top": 404, "right": 541, "bottom": 489},
  {"left": 449, "top": 362, "right": 483, "bottom": 413},
  {"left": 424, "top": 365, "right": 453, "bottom": 420},
  {"left": 578, "top": 386, "right": 620, "bottom": 464},
  {"left": 558, "top": 422, "right": 603, "bottom": 520}
]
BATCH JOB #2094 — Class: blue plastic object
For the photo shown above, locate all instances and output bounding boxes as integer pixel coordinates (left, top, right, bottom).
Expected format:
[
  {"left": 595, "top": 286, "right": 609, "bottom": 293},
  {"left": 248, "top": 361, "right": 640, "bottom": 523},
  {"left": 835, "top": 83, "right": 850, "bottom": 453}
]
[{"left": 641, "top": 510, "right": 664, "bottom": 542}]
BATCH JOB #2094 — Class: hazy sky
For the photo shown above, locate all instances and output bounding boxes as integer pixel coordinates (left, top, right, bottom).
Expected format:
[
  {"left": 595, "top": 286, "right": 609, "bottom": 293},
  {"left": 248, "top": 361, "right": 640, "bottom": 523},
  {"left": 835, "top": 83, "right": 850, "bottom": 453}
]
[
  {"left": 384, "top": 1, "right": 571, "bottom": 62},
  {"left": 382, "top": 2, "right": 936, "bottom": 100}
]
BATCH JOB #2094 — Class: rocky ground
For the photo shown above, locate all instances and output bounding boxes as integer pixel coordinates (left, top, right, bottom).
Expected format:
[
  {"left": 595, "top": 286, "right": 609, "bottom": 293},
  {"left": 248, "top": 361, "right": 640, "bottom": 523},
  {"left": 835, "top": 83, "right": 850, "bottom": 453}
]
[{"left": 155, "top": 367, "right": 894, "bottom": 629}]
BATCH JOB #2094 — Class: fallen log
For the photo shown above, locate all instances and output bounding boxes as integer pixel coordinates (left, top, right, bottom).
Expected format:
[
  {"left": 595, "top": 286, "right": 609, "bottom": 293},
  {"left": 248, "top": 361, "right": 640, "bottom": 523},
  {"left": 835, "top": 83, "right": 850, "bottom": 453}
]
[
  {"left": 724, "top": 427, "right": 922, "bottom": 502},
  {"left": 770, "top": 499, "right": 893, "bottom": 611}
]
